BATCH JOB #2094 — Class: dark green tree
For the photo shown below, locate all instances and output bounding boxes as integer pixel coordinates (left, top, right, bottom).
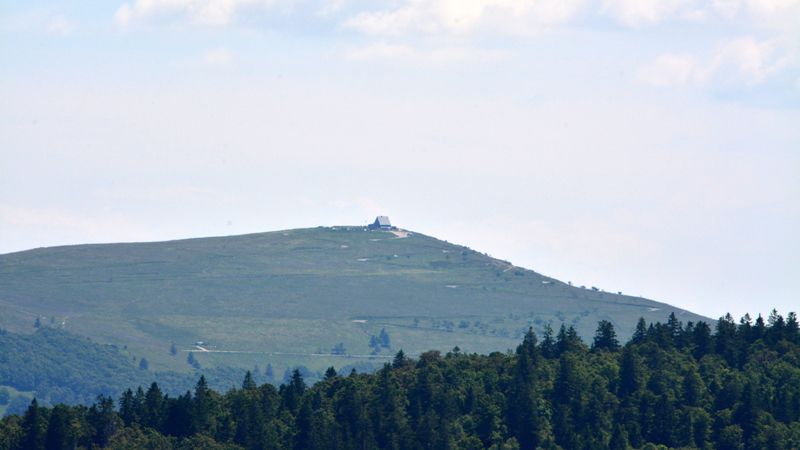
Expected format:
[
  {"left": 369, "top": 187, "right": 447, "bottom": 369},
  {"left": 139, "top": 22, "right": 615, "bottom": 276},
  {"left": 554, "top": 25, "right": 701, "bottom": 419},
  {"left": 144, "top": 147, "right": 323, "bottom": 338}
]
[
  {"left": 631, "top": 318, "right": 647, "bottom": 344},
  {"left": 379, "top": 328, "right": 391, "bottom": 348},
  {"left": 619, "top": 346, "right": 642, "bottom": 396},
  {"left": 692, "top": 321, "right": 713, "bottom": 359},
  {"left": 324, "top": 366, "right": 338, "bottom": 380},
  {"left": 242, "top": 371, "right": 257, "bottom": 390},
  {"left": 87, "top": 395, "right": 119, "bottom": 447},
  {"left": 265, "top": 363, "right": 274, "bottom": 380},
  {"left": 281, "top": 369, "right": 306, "bottom": 414},
  {"left": 192, "top": 375, "right": 216, "bottom": 434},
  {"left": 392, "top": 350, "right": 407, "bottom": 368},
  {"left": 592, "top": 320, "right": 620, "bottom": 352},
  {"left": 142, "top": 382, "right": 164, "bottom": 430},
  {"left": 540, "top": 322, "right": 557, "bottom": 358},
  {"left": 44, "top": 404, "right": 76, "bottom": 450},
  {"left": 118, "top": 389, "right": 139, "bottom": 426},
  {"left": 22, "top": 398, "right": 45, "bottom": 450}
]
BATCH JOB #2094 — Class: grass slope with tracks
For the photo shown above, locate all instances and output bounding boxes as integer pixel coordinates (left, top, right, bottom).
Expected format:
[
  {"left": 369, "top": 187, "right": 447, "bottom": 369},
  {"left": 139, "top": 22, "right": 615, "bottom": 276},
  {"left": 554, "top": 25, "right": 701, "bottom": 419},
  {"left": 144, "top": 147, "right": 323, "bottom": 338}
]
[{"left": 0, "top": 226, "right": 707, "bottom": 381}]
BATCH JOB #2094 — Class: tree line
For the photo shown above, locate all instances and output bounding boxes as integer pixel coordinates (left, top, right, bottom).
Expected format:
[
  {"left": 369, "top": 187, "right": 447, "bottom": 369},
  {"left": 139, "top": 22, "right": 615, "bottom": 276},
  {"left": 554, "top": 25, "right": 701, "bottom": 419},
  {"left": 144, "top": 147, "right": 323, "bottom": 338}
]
[
  {"left": 1, "top": 311, "right": 799, "bottom": 449},
  {"left": 0, "top": 327, "right": 286, "bottom": 414}
]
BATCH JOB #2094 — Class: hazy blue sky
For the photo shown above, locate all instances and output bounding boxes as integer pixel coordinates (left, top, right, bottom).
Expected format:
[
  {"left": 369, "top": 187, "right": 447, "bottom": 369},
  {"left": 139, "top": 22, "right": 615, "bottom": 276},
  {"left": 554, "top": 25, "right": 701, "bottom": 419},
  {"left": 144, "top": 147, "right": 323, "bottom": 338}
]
[{"left": 1, "top": 0, "right": 798, "bottom": 319}]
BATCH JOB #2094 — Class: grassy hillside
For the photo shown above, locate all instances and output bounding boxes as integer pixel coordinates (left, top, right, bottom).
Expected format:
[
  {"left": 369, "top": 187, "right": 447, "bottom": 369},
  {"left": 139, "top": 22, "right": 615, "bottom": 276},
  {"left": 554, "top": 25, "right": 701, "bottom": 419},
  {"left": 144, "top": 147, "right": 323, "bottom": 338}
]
[
  {"left": 0, "top": 226, "right": 707, "bottom": 377},
  {"left": 0, "top": 327, "right": 282, "bottom": 415}
]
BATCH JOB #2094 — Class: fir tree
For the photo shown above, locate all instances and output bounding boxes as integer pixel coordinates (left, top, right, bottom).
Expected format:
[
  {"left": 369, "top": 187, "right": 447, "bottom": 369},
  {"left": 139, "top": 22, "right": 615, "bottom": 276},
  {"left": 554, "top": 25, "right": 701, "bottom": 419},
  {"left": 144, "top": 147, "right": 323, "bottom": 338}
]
[
  {"left": 242, "top": 371, "right": 257, "bottom": 390},
  {"left": 22, "top": 398, "right": 45, "bottom": 450},
  {"left": 379, "top": 328, "right": 391, "bottom": 348},
  {"left": 591, "top": 320, "right": 620, "bottom": 352},
  {"left": 540, "top": 322, "right": 557, "bottom": 358},
  {"left": 265, "top": 363, "right": 274, "bottom": 380}
]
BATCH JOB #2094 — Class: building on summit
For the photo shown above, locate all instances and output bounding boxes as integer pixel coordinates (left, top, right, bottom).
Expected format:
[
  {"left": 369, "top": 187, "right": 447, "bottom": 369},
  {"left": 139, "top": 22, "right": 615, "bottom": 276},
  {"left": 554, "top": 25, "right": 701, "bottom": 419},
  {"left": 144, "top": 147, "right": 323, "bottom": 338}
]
[{"left": 368, "top": 216, "right": 395, "bottom": 230}]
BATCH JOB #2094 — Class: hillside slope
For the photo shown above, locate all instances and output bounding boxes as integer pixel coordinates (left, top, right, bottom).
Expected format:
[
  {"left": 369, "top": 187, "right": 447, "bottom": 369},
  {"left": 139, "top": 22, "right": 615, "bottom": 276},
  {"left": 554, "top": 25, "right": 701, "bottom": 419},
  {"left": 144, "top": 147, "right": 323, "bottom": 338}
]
[{"left": 0, "top": 226, "right": 707, "bottom": 376}]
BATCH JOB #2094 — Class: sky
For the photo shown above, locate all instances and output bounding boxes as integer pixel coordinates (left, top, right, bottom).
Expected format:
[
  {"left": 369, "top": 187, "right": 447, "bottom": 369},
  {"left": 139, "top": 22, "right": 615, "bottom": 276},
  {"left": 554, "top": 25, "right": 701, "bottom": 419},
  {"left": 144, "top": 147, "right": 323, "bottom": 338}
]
[{"left": 1, "top": 0, "right": 798, "bottom": 320}]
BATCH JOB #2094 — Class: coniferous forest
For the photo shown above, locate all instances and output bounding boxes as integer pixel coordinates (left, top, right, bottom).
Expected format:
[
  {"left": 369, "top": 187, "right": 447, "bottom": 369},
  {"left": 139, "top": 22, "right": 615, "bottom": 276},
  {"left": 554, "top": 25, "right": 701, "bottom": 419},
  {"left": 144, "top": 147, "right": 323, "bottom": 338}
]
[{"left": 1, "top": 311, "right": 799, "bottom": 450}]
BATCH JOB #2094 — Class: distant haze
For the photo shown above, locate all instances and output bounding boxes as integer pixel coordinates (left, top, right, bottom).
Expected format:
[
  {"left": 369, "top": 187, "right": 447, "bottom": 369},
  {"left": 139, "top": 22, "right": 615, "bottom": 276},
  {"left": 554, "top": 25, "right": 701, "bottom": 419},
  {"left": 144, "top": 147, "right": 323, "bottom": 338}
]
[{"left": 1, "top": 0, "right": 798, "bottom": 320}]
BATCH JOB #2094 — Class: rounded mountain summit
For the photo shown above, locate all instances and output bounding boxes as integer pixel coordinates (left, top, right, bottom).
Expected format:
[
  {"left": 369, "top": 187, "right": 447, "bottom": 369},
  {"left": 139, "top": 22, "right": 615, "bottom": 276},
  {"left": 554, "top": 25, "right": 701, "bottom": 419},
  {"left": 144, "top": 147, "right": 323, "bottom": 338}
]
[{"left": 0, "top": 220, "right": 707, "bottom": 374}]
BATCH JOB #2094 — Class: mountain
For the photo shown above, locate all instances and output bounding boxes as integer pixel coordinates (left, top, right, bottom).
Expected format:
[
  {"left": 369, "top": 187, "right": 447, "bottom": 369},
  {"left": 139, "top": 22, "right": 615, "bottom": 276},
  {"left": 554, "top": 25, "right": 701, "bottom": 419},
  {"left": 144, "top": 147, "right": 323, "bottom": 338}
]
[{"left": 0, "top": 226, "right": 707, "bottom": 379}]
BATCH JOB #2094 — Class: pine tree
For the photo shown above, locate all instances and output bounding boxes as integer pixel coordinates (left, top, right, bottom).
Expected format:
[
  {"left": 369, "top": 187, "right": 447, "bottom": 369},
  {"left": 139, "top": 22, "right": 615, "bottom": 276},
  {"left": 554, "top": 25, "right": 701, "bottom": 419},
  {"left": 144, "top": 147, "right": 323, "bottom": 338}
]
[
  {"left": 119, "top": 389, "right": 138, "bottom": 426},
  {"left": 734, "top": 382, "right": 759, "bottom": 446},
  {"left": 786, "top": 312, "right": 799, "bottom": 343},
  {"left": 373, "top": 365, "right": 412, "bottom": 449},
  {"left": 379, "top": 328, "right": 391, "bottom": 348},
  {"left": 45, "top": 404, "right": 74, "bottom": 450},
  {"left": 22, "top": 398, "right": 45, "bottom": 450},
  {"left": 753, "top": 314, "right": 766, "bottom": 341},
  {"left": 682, "top": 369, "right": 705, "bottom": 407},
  {"left": 509, "top": 328, "right": 548, "bottom": 448},
  {"left": 517, "top": 327, "right": 540, "bottom": 364},
  {"left": 392, "top": 350, "right": 407, "bottom": 368},
  {"left": 242, "top": 371, "right": 257, "bottom": 390},
  {"left": 265, "top": 363, "right": 274, "bottom": 380},
  {"left": 667, "top": 312, "right": 683, "bottom": 346},
  {"left": 540, "top": 322, "right": 557, "bottom": 358},
  {"left": 143, "top": 382, "right": 164, "bottom": 430},
  {"left": 651, "top": 395, "right": 676, "bottom": 446},
  {"left": 552, "top": 352, "right": 585, "bottom": 447},
  {"left": 324, "top": 366, "right": 338, "bottom": 380},
  {"left": 294, "top": 397, "right": 315, "bottom": 449},
  {"left": 591, "top": 320, "right": 620, "bottom": 352},
  {"left": 631, "top": 318, "right": 647, "bottom": 344},
  {"left": 187, "top": 352, "right": 200, "bottom": 369},
  {"left": 715, "top": 314, "right": 739, "bottom": 366},
  {"left": 282, "top": 369, "right": 306, "bottom": 413},
  {"left": 692, "top": 321, "right": 712, "bottom": 359},
  {"left": 164, "top": 391, "right": 193, "bottom": 438},
  {"left": 192, "top": 375, "right": 215, "bottom": 434},
  {"left": 557, "top": 325, "right": 586, "bottom": 355},
  {"left": 609, "top": 423, "right": 630, "bottom": 450},
  {"left": 88, "top": 395, "right": 120, "bottom": 447},
  {"left": 619, "top": 347, "right": 641, "bottom": 396}
]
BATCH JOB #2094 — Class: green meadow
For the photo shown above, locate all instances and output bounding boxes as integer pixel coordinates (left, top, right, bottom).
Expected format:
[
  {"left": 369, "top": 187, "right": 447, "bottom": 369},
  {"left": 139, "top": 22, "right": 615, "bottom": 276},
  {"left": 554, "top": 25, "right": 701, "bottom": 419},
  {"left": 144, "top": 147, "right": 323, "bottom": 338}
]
[{"left": 0, "top": 226, "right": 707, "bottom": 379}]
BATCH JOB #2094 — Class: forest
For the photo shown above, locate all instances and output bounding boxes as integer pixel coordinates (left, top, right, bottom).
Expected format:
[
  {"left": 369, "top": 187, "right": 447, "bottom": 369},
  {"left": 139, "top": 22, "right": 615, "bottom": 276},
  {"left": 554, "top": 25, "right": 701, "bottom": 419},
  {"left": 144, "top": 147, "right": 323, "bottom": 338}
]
[
  {"left": 0, "top": 327, "right": 281, "bottom": 414},
  {"left": 1, "top": 311, "right": 798, "bottom": 450}
]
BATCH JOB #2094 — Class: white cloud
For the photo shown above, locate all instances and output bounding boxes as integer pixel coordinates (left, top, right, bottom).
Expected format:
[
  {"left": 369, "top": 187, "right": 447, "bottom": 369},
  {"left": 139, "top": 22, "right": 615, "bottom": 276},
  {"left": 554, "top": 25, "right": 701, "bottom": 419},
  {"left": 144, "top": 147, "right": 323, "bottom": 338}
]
[
  {"left": 601, "top": 0, "right": 702, "bottom": 26},
  {"left": 637, "top": 53, "right": 702, "bottom": 86},
  {"left": 46, "top": 16, "right": 75, "bottom": 35},
  {"left": 201, "top": 47, "right": 234, "bottom": 66},
  {"left": 343, "top": 42, "right": 509, "bottom": 64},
  {"left": 715, "top": 36, "right": 791, "bottom": 82},
  {"left": 344, "top": 42, "right": 416, "bottom": 60},
  {"left": 746, "top": 0, "right": 800, "bottom": 16},
  {"left": 343, "top": 0, "right": 587, "bottom": 36},
  {"left": 0, "top": 10, "right": 76, "bottom": 35},
  {"left": 637, "top": 36, "right": 792, "bottom": 86},
  {"left": 599, "top": 0, "right": 800, "bottom": 28},
  {"left": 711, "top": 0, "right": 742, "bottom": 18},
  {"left": 114, "top": 0, "right": 280, "bottom": 27}
]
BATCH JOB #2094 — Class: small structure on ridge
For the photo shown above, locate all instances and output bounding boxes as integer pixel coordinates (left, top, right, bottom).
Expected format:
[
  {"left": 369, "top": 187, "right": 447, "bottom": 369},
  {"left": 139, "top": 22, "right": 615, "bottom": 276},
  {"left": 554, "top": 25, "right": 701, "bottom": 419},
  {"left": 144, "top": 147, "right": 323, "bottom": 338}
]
[{"left": 368, "top": 216, "right": 395, "bottom": 230}]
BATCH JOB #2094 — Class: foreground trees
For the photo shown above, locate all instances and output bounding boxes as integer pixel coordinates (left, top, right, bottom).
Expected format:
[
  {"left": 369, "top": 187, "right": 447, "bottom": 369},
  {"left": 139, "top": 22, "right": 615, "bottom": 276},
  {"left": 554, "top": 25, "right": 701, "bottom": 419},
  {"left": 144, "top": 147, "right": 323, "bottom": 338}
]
[{"left": 1, "top": 311, "right": 799, "bottom": 450}]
